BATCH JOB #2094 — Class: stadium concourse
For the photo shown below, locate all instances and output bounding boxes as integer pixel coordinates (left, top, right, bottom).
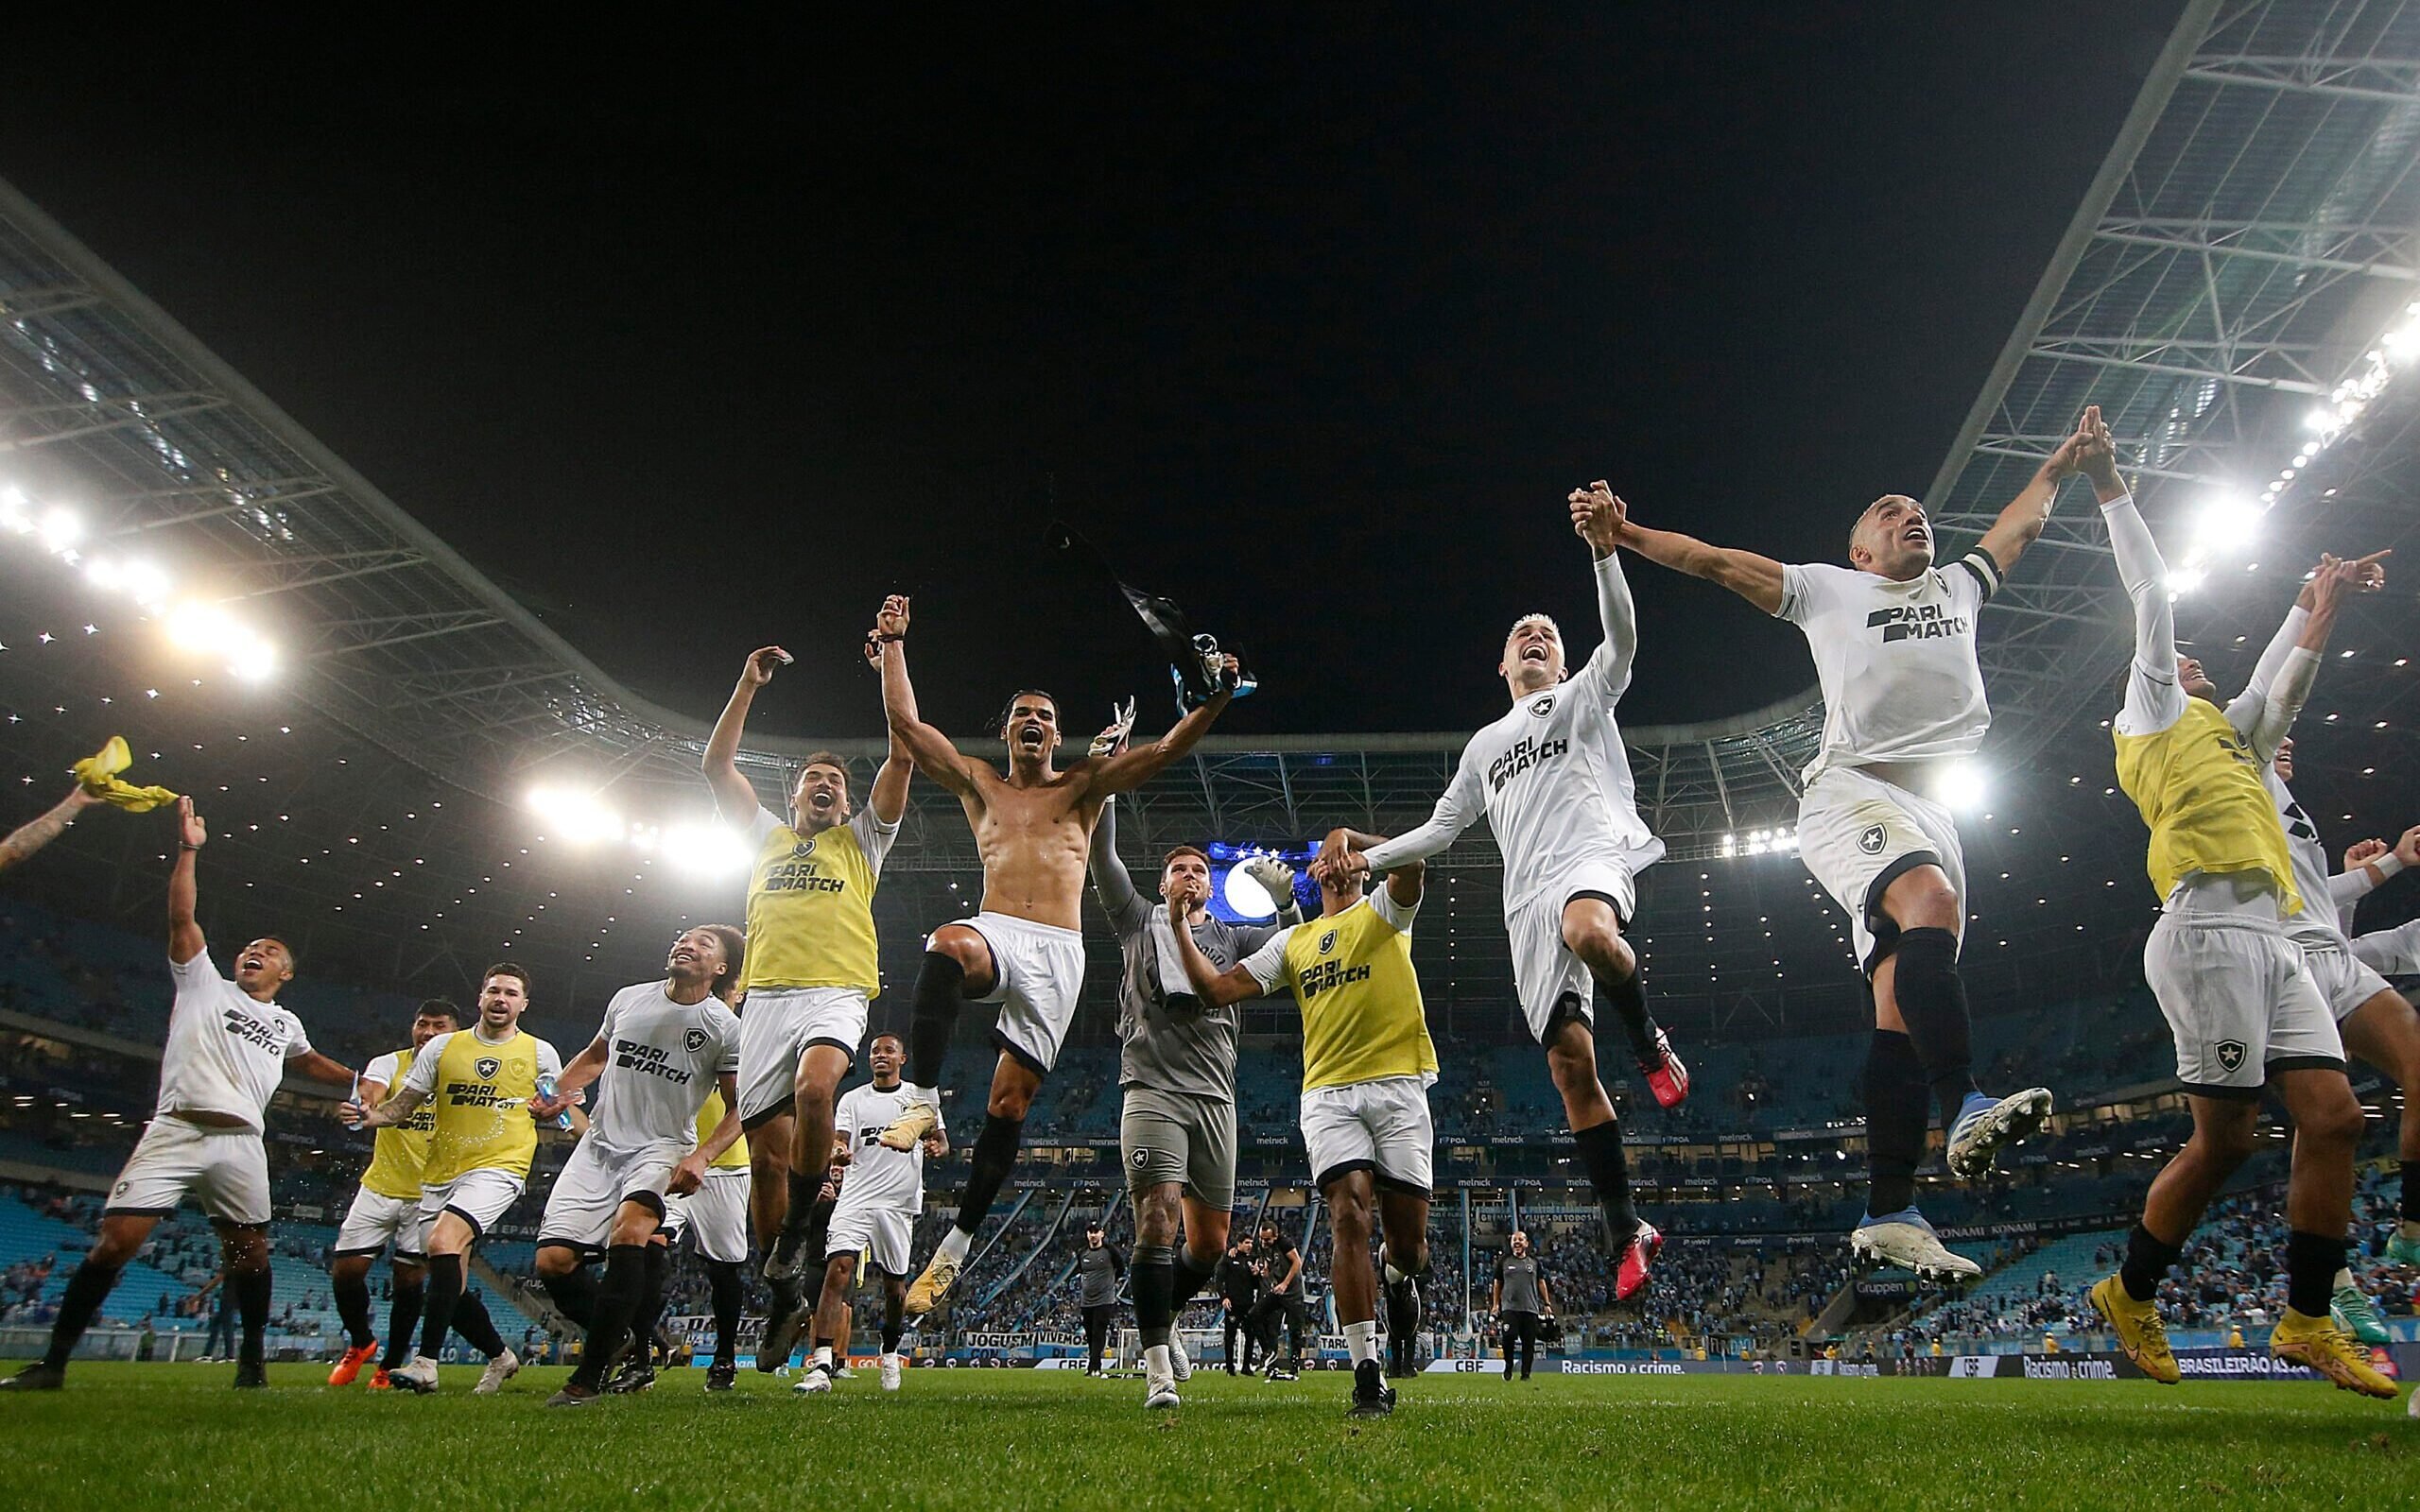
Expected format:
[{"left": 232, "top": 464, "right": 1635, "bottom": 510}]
[{"left": 5, "top": 0, "right": 2420, "bottom": 1503}]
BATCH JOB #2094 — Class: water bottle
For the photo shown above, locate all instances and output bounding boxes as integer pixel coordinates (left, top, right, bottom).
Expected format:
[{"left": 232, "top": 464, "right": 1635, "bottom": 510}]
[{"left": 534, "top": 1073, "right": 573, "bottom": 1130}]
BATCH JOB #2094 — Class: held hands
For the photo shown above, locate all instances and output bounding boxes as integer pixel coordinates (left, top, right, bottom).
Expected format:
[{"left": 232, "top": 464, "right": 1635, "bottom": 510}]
[
  {"left": 865, "top": 594, "right": 911, "bottom": 663},
  {"left": 176, "top": 795, "right": 206, "bottom": 850},
  {"left": 2060, "top": 404, "right": 2119, "bottom": 490},
  {"left": 1312, "top": 828, "right": 1370, "bottom": 885},
  {"left": 1568, "top": 481, "right": 1626, "bottom": 556},
  {"left": 739, "top": 645, "right": 791, "bottom": 688},
  {"left": 2308, "top": 550, "right": 2390, "bottom": 611}
]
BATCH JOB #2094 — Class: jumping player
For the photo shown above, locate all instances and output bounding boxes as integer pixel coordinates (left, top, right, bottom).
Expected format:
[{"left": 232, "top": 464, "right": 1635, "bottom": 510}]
[
  {"left": 1319, "top": 486, "right": 1671, "bottom": 1296},
  {"left": 325, "top": 999, "right": 458, "bottom": 1387},
  {"left": 2076, "top": 423, "right": 2394, "bottom": 1400},
  {"left": 2341, "top": 831, "right": 2420, "bottom": 1273},
  {"left": 866, "top": 593, "right": 1239, "bottom": 1315},
  {"left": 2, "top": 798, "right": 354, "bottom": 1390},
  {"left": 700, "top": 644, "right": 910, "bottom": 1329},
  {"left": 1170, "top": 835, "right": 1437, "bottom": 1418},
  {"left": 1611, "top": 411, "right": 2105, "bottom": 1279}
]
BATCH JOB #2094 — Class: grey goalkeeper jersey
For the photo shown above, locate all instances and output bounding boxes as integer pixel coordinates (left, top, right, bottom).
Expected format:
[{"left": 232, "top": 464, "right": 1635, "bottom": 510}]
[
  {"left": 1078, "top": 1245, "right": 1124, "bottom": 1308},
  {"left": 1090, "top": 799, "right": 1282, "bottom": 1102},
  {"left": 1497, "top": 1256, "right": 1543, "bottom": 1314}
]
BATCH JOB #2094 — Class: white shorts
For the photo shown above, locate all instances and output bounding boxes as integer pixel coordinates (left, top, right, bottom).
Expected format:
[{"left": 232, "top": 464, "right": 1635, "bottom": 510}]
[
  {"left": 2146, "top": 913, "right": 2343, "bottom": 1097},
  {"left": 333, "top": 1185, "right": 429, "bottom": 1260},
  {"left": 536, "top": 1137, "right": 689, "bottom": 1251},
  {"left": 1506, "top": 859, "right": 1638, "bottom": 1043},
  {"left": 1300, "top": 1075, "right": 1435, "bottom": 1194},
  {"left": 1796, "top": 765, "right": 1967, "bottom": 972},
  {"left": 105, "top": 1114, "right": 271, "bottom": 1227},
  {"left": 662, "top": 1166, "right": 752, "bottom": 1263},
  {"left": 737, "top": 986, "right": 870, "bottom": 1125},
  {"left": 2294, "top": 936, "right": 2399, "bottom": 1024},
  {"left": 965, "top": 912, "right": 1087, "bottom": 1075},
  {"left": 823, "top": 1198, "right": 914, "bottom": 1277},
  {"left": 418, "top": 1166, "right": 527, "bottom": 1242}
]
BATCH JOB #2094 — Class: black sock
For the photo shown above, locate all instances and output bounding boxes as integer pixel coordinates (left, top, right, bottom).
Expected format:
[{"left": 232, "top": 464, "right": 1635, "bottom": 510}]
[
  {"left": 952, "top": 1112, "right": 1026, "bottom": 1238},
  {"left": 2120, "top": 1222, "right": 2182, "bottom": 1303},
  {"left": 1173, "top": 1247, "right": 1219, "bottom": 1311},
  {"left": 774, "top": 1171, "right": 825, "bottom": 1264},
  {"left": 334, "top": 1271, "right": 376, "bottom": 1349},
  {"left": 1862, "top": 1029, "right": 1927, "bottom": 1218},
  {"left": 233, "top": 1264, "right": 271, "bottom": 1367},
  {"left": 1890, "top": 928, "right": 1979, "bottom": 1127},
  {"left": 418, "top": 1254, "right": 464, "bottom": 1360},
  {"left": 570, "top": 1245, "right": 647, "bottom": 1390},
  {"left": 1573, "top": 1119, "right": 1637, "bottom": 1240},
  {"left": 542, "top": 1264, "right": 601, "bottom": 1330},
  {"left": 634, "top": 1245, "right": 670, "bottom": 1348},
  {"left": 1600, "top": 970, "right": 1660, "bottom": 1063},
  {"left": 1132, "top": 1243, "right": 1177, "bottom": 1349},
  {"left": 381, "top": 1278, "right": 425, "bottom": 1369},
  {"left": 41, "top": 1260, "right": 122, "bottom": 1369},
  {"left": 704, "top": 1259, "right": 745, "bottom": 1368},
  {"left": 453, "top": 1286, "right": 509, "bottom": 1358},
  {"left": 881, "top": 1293, "right": 906, "bottom": 1355},
  {"left": 2285, "top": 1228, "right": 2346, "bottom": 1319},
  {"left": 907, "top": 950, "right": 967, "bottom": 1089}
]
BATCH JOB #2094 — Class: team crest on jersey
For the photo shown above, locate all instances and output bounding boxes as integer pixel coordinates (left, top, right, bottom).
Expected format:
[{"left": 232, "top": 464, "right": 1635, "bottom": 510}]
[
  {"left": 1858, "top": 824, "right": 1887, "bottom": 855},
  {"left": 2213, "top": 1040, "right": 2247, "bottom": 1074},
  {"left": 791, "top": 836, "right": 818, "bottom": 859},
  {"left": 475, "top": 1057, "right": 501, "bottom": 1079},
  {"left": 1530, "top": 695, "right": 1556, "bottom": 716},
  {"left": 683, "top": 1027, "right": 709, "bottom": 1055},
  {"left": 1318, "top": 927, "right": 1339, "bottom": 955}
]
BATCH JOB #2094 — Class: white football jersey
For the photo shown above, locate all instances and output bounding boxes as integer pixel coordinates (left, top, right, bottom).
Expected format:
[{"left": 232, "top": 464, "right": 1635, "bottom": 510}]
[
  {"left": 1775, "top": 552, "right": 1999, "bottom": 782},
  {"left": 155, "top": 949, "right": 312, "bottom": 1135},
  {"left": 584, "top": 982, "right": 742, "bottom": 1149},
  {"left": 831, "top": 1081, "right": 941, "bottom": 1211},
  {"left": 2266, "top": 772, "right": 2347, "bottom": 946}
]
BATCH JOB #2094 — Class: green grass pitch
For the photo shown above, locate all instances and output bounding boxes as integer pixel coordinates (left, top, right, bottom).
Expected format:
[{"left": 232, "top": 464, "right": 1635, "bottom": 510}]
[{"left": 0, "top": 1361, "right": 2409, "bottom": 1509}]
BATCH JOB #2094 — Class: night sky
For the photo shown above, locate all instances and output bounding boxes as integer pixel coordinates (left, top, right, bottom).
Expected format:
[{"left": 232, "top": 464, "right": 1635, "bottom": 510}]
[{"left": 1, "top": 7, "right": 2168, "bottom": 743}]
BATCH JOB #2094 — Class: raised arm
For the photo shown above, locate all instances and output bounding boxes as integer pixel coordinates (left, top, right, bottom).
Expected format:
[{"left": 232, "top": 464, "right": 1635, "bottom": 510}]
[
  {"left": 872, "top": 595, "right": 980, "bottom": 798},
  {"left": 701, "top": 646, "right": 788, "bottom": 819},
  {"left": 1569, "top": 483, "right": 1641, "bottom": 696},
  {"left": 2335, "top": 827, "right": 2420, "bottom": 908},
  {"left": 1975, "top": 405, "right": 2096, "bottom": 576},
  {"left": 1325, "top": 754, "right": 1482, "bottom": 879},
  {"left": 0, "top": 784, "right": 99, "bottom": 875},
  {"left": 1084, "top": 661, "right": 1238, "bottom": 797},
  {"left": 344, "top": 1075, "right": 430, "bottom": 1130},
  {"left": 1614, "top": 514, "right": 1787, "bottom": 617},
  {"left": 1166, "top": 891, "right": 1275, "bottom": 1009},
  {"left": 1088, "top": 794, "right": 1147, "bottom": 926},
  {"left": 2081, "top": 415, "right": 2186, "bottom": 736},
  {"left": 167, "top": 797, "right": 205, "bottom": 967},
  {"left": 868, "top": 722, "right": 913, "bottom": 826}
]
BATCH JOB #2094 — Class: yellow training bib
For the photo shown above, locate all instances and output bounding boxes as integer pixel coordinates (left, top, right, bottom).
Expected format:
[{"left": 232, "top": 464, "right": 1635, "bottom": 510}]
[
  {"left": 697, "top": 1087, "right": 750, "bottom": 1170},
  {"left": 1281, "top": 901, "right": 1437, "bottom": 1092},
  {"left": 420, "top": 1029, "right": 544, "bottom": 1187},
  {"left": 359, "top": 1046, "right": 437, "bottom": 1201},
  {"left": 2114, "top": 698, "right": 2301, "bottom": 913},
  {"left": 745, "top": 816, "right": 884, "bottom": 995}
]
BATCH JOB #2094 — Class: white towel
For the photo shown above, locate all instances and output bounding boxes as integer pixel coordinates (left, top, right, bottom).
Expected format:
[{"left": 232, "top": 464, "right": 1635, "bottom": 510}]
[{"left": 1146, "top": 909, "right": 1205, "bottom": 1017}]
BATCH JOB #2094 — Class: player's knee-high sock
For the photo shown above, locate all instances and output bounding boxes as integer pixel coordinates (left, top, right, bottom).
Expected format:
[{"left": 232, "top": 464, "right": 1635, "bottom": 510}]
[
  {"left": 950, "top": 1112, "right": 1025, "bottom": 1240},
  {"left": 703, "top": 1259, "right": 745, "bottom": 1367},
  {"left": 39, "top": 1260, "right": 121, "bottom": 1369},
  {"left": 1890, "top": 928, "right": 1979, "bottom": 1126},
  {"left": 773, "top": 1172, "right": 827, "bottom": 1267},
  {"left": 541, "top": 1265, "right": 600, "bottom": 1330},
  {"left": 1132, "top": 1242, "right": 1177, "bottom": 1349},
  {"left": 2285, "top": 1229, "right": 2345, "bottom": 1319},
  {"left": 334, "top": 1271, "right": 376, "bottom": 1349},
  {"left": 569, "top": 1245, "right": 647, "bottom": 1390},
  {"left": 418, "top": 1254, "right": 465, "bottom": 1361},
  {"left": 1572, "top": 1119, "right": 1638, "bottom": 1241},
  {"left": 880, "top": 1291, "right": 906, "bottom": 1355},
  {"left": 233, "top": 1263, "right": 271, "bottom": 1367},
  {"left": 381, "top": 1276, "right": 424, "bottom": 1369},
  {"left": 906, "top": 951, "right": 966, "bottom": 1091},
  {"left": 2118, "top": 1221, "right": 2182, "bottom": 1303},
  {"left": 1172, "top": 1246, "right": 1219, "bottom": 1312},
  {"left": 1599, "top": 969, "right": 1662, "bottom": 1064},
  {"left": 451, "top": 1287, "right": 508, "bottom": 1358},
  {"left": 633, "top": 1245, "right": 671, "bottom": 1349},
  {"left": 1862, "top": 1029, "right": 1927, "bottom": 1217}
]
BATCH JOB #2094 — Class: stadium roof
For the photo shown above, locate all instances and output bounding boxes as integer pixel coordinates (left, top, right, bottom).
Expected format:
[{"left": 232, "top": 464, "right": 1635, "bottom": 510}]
[{"left": 2, "top": 0, "right": 2416, "bottom": 1039}]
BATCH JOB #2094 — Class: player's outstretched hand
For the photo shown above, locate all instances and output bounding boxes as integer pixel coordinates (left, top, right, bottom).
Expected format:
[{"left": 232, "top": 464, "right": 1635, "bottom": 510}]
[
  {"left": 2066, "top": 404, "right": 2118, "bottom": 489},
  {"left": 2396, "top": 824, "right": 2420, "bottom": 868},
  {"left": 2345, "top": 838, "right": 2389, "bottom": 870},
  {"left": 176, "top": 795, "right": 206, "bottom": 850},
  {"left": 740, "top": 645, "right": 790, "bottom": 687},
  {"left": 1089, "top": 697, "right": 1136, "bottom": 759}
]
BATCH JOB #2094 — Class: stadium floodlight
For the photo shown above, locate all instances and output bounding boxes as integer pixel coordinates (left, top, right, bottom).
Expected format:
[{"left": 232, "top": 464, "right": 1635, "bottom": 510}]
[
  {"left": 527, "top": 784, "right": 623, "bottom": 846},
  {"left": 164, "top": 599, "right": 233, "bottom": 650},
  {"left": 2190, "top": 493, "right": 2259, "bottom": 558},
  {"left": 1932, "top": 759, "right": 1990, "bottom": 814},
  {"left": 225, "top": 634, "right": 277, "bottom": 683},
  {"left": 2166, "top": 564, "right": 2206, "bottom": 597},
  {"left": 1221, "top": 862, "right": 1278, "bottom": 919},
  {"left": 120, "top": 559, "right": 171, "bottom": 608},
  {"left": 38, "top": 507, "right": 80, "bottom": 553},
  {"left": 660, "top": 821, "right": 753, "bottom": 877}
]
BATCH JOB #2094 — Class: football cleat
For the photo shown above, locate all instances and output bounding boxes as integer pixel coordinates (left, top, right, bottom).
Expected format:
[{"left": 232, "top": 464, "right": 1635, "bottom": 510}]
[
  {"left": 1168, "top": 1330, "right": 1191, "bottom": 1383},
  {"left": 472, "top": 1347, "right": 520, "bottom": 1396},
  {"left": 233, "top": 1361, "right": 268, "bottom": 1389},
  {"left": 705, "top": 1364, "right": 737, "bottom": 1392},
  {"left": 2088, "top": 1276, "right": 2177, "bottom": 1385},
  {"left": 1346, "top": 1360, "right": 1395, "bottom": 1418},
  {"left": 545, "top": 1384, "right": 599, "bottom": 1408},
  {"left": 1945, "top": 1088, "right": 2053, "bottom": 1180},
  {"left": 603, "top": 1359, "right": 657, "bottom": 1395},
  {"left": 327, "top": 1343, "right": 376, "bottom": 1387},
  {"left": 877, "top": 1100, "right": 939, "bottom": 1153},
  {"left": 904, "top": 1248, "right": 962, "bottom": 1316},
  {"left": 368, "top": 1367, "right": 393, "bottom": 1391},
  {"left": 1144, "top": 1349, "right": 1180, "bottom": 1410},
  {"left": 0, "top": 1361, "right": 64, "bottom": 1391},
  {"left": 390, "top": 1355, "right": 440, "bottom": 1394},
  {"left": 2331, "top": 1282, "right": 2391, "bottom": 1347},
  {"left": 1639, "top": 1029, "right": 1690, "bottom": 1109},
  {"left": 1850, "top": 1210, "right": 1980, "bottom": 1284},
  {"left": 791, "top": 1365, "right": 833, "bottom": 1396},
  {"left": 880, "top": 1352, "right": 903, "bottom": 1393},
  {"left": 2271, "top": 1309, "right": 2397, "bottom": 1399},
  {"left": 1614, "top": 1220, "right": 1663, "bottom": 1301}
]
